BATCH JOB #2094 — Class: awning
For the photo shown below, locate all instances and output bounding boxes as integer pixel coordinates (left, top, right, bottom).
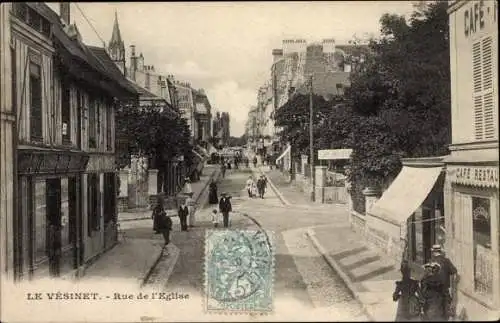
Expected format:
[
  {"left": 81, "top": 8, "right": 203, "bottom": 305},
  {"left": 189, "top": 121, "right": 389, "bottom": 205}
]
[{"left": 368, "top": 166, "right": 443, "bottom": 225}]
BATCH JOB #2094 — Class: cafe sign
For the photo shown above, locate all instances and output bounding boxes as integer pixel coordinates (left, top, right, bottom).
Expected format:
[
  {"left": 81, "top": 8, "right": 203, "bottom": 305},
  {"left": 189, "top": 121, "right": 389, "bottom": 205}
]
[{"left": 447, "top": 165, "right": 499, "bottom": 188}]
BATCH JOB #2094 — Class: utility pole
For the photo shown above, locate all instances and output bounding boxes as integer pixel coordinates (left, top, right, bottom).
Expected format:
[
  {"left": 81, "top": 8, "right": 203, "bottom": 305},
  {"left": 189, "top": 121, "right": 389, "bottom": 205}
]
[{"left": 309, "top": 74, "right": 315, "bottom": 202}]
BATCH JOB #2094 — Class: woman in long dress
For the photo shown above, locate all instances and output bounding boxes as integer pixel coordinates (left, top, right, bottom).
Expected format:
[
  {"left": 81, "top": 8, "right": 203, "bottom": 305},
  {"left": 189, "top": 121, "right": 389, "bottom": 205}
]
[{"left": 208, "top": 180, "right": 218, "bottom": 204}]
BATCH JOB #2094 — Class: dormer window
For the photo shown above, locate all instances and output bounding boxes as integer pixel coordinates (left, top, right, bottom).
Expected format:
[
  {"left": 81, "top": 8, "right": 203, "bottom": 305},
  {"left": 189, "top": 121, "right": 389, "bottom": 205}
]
[{"left": 12, "top": 3, "right": 52, "bottom": 38}]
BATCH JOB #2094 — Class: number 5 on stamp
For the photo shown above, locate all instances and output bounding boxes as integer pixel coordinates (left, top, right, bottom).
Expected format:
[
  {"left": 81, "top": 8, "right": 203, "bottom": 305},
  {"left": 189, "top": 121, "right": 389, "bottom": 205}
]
[{"left": 204, "top": 230, "right": 275, "bottom": 314}]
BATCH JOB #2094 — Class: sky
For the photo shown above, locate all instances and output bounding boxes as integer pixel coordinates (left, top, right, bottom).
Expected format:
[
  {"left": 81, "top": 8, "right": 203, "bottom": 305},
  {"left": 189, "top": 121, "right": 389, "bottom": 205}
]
[{"left": 46, "top": 2, "right": 416, "bottom": 137}]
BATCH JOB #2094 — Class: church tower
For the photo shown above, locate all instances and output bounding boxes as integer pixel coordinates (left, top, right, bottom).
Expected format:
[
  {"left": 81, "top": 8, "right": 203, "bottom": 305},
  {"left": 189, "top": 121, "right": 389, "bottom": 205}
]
[{"left": 107, "top": 10, "right": 126, "bottom": 75}]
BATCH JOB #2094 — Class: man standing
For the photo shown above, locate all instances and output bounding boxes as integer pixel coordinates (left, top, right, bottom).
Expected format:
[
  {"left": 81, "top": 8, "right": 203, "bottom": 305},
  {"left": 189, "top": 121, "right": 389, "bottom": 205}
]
[
  {"left": 430, "top": 244, "right": 459, "bottom": 319},
  {"left": 219, "top": 192, "right": 232, "bottom": 228},
  {"left": 257, "top": 176, "right": 267, "bottom": 199}
]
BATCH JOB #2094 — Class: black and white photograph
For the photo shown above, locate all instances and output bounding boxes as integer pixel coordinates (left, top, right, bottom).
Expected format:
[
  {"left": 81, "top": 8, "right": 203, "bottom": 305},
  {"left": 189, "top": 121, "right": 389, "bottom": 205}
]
[{"left": 0, "top": 1, "right": 498, "bottom": 322}]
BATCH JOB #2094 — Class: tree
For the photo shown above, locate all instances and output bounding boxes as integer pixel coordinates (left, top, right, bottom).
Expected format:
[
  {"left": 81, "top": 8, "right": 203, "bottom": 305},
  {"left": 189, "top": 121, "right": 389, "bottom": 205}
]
[
  {"left": 274, "top": 93, "right": 330, "bottom": 159},
  {"left": 115, "top": 105, "right": 193, "bottom": 194},
  {"left": 346, "top": 0, "right": 451, "bottom": 194}
]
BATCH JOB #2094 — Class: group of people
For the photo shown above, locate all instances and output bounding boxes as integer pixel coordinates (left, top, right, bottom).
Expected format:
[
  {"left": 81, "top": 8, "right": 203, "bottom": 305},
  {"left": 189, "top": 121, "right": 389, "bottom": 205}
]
[
  {"left": 392, "top": 244, "right": 459, "bottom": 321},
  {"left": 208, "top": 179, "right": 233, "bottom": 228},
  {"left": 245, "top": 175, "right": 267, "bottom": 199}
]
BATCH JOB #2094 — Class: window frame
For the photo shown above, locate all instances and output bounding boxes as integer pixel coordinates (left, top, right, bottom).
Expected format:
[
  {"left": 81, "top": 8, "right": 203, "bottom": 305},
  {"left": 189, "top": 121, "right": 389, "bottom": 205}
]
[
  {"left": 472, "top": 36, "right": 496, "bottom": 141},
  {"left": 61, "top": 79, "right": 71, "bottom": 145},
  {"left": 29, "top": 51, "right": 43, "bottom": 142},
  {"left": 88, "top": 95, "right": 97, "bottom": 149}
]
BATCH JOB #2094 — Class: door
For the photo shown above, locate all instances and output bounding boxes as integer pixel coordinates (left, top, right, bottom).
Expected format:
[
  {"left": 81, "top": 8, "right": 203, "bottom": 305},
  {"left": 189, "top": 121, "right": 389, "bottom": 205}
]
[
  {"left": 422, "top": 207, "right": 433, "bottom": 263},
  {"left": 46, "top": 178, "right": 61, "bottom": 277}
]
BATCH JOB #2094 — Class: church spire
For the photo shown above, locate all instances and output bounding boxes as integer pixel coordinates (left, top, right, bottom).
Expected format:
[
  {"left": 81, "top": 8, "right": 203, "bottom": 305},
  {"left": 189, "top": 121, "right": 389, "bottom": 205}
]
[
  {"left": 108, "top": 9, "right": 126, "bottom": 75},
  {"left": 109, "top": 10, "right": 123, "bottom": 46}
]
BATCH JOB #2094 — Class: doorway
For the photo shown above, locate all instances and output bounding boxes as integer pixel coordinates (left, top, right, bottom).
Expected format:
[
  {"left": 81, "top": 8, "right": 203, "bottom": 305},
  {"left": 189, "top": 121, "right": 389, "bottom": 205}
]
[{"left": 46, "top": 178, "right": 61, "bottom": 277}]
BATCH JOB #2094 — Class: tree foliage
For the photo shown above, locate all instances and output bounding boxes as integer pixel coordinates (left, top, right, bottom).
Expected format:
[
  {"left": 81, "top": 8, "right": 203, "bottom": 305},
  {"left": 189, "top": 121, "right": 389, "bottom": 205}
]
[
  {"left": 274, "top": 93, "right": 332, "bottom": 159},
  {"left": 345, "top": 0, "right": 451, "bottom": 190},
  {"left": 115, "top": 106, "right": 193, "bottom": 169}
]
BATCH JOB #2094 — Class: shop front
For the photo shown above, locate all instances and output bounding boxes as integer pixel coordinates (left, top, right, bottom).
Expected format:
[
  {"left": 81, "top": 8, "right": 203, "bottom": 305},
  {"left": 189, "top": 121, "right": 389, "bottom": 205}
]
[
  {"left": 444, "top": 162, "right": 499, "bottom": 320},
  {"left": 16, "top": 149, "right": 88, "bottom": 280},
  {"left": 364, "top": 157, "right": 446, "bottom": 271}
]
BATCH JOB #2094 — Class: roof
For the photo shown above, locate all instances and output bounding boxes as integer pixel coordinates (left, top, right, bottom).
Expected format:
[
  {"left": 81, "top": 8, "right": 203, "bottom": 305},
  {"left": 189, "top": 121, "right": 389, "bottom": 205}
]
[
  {"left": 29, "top": 3, "right": 137, "bottom": 99},
  {"left": 296, "top": 71, "right": 350, "bottom": 99},
  {"left": 87, "top": 46, "right": 138, "bottom": 96}
]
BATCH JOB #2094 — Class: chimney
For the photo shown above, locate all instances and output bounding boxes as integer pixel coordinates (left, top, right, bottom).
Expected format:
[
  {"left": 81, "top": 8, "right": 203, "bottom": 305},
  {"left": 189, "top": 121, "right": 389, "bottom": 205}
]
[
  {"left": 130, "top": 45, "right": 137, "bottom": 81},
  {"left": 60, "top": 3, "right": 70, "bottom": 26}
]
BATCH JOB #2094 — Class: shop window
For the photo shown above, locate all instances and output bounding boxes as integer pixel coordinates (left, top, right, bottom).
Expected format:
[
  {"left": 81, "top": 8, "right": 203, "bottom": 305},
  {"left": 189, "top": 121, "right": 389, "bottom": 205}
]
[
  {"left": 472, "top": 196, "right": 493, "bottom": 296},
  {"left": 34, "top": 180, "right": 47, "bottom": 263},
  {"left": 472, "top": 36, "right": 496, "bottom": 141},
  {"left": 87, "top": 174, "right": 100, "bottom": 236},
  {"left": 61, "top": 81, "right": 71, "bottom": 144},
  {"left": 29, "top": 61, "right": 43, "bottom": 141}
]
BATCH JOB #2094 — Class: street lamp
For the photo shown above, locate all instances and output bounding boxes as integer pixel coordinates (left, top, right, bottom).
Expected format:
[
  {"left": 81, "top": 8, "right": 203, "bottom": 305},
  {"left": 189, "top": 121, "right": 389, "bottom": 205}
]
[{"left": 309, "top": 74, "right": 315, "bottom": 202}]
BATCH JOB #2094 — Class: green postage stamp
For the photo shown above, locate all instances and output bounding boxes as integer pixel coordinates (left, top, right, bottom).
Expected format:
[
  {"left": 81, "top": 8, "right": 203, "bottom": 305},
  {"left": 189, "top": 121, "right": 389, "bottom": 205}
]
[{"left": 204, "top": 229, "right": 274, "bottom": 314}]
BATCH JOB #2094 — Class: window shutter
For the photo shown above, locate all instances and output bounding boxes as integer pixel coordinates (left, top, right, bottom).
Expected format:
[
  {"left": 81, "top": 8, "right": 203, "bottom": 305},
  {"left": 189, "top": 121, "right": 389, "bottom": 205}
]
[
  {"left": 472, "top": 36, "right": 496, "bottom": 141},
  {"left": 481, "top": 37, "right": 495, "bottom": 139},
  {"left": 472, "top": 41, "right": 483, "bottom": 140}
]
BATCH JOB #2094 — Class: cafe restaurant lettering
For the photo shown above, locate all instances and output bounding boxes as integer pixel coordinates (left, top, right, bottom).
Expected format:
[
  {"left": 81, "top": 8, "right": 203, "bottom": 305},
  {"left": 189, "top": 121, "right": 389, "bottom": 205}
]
[
  {"left": 448, "top": 166, "right": 499, "bottom": 187},
  {"left": 463, "top": 0, "right": 497, "bottom": 37}
]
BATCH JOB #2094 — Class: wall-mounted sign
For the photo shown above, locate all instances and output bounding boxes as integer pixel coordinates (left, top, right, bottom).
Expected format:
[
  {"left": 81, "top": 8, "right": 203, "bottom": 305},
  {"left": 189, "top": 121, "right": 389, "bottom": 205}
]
[
  {"left": 463, "top": 0, "right": 497, "bottom": 38},
  {"left": 318, "top": 149, "right": 352, "bottom": 160},
  {"left": 447, "top": 165, "right": 499, "bottom": 187}
]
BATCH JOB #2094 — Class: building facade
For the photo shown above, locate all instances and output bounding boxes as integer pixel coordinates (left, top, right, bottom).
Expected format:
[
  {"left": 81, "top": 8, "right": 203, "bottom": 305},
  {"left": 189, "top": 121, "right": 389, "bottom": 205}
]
[
  {"left": 6, "top": 2, "right": 137, "bottom": 280},
  {"left": 0, "top": 2, "right": 15, "bottom": 281},
  {"left": 446, "top": 0, "right": 499, "bottom": 319},
  {"left": 192, "top": 89, "right": 212, "bottom": 144}
]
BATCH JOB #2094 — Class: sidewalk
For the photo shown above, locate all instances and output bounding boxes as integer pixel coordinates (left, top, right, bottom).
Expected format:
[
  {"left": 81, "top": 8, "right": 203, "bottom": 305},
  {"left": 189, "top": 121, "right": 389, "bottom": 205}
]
[
  {"left": 263, "top": 167, "right": 400, "bottom": 321},
  {"left": 80, "top": 239, "right": 173, "bottom": 287},
  {"left": 119, "top": 164, "right": 219, "bottom": 222},
  {"left": 306, "top": 224, "right": 400, "bottom": 321},
  {"left": 259, "top": 167, "right": 336, "bottom": 209},
  {"left": 80, "top": 164, "right": 220, "bottom": 285}
]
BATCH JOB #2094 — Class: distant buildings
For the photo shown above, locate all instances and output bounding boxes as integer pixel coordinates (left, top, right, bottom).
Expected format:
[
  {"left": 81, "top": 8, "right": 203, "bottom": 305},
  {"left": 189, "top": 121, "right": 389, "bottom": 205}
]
[
  {"left": 212, "top": 112, "right": 230, "bottom": 148},
  {"left": 250, "top": 38, "right": 367, "bottom": 156}
]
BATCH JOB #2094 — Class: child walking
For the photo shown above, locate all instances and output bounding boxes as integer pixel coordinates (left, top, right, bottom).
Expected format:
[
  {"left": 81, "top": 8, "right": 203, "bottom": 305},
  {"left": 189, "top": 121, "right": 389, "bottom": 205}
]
[{"left": 211, "top": 209, "right": 221, "bottom": 228}]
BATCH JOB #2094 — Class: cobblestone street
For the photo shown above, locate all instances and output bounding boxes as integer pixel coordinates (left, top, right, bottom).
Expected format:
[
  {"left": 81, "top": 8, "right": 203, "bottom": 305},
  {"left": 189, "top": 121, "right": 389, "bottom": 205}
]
[{"left": 126, "top": 167, "right": 369, "bottom": 321}]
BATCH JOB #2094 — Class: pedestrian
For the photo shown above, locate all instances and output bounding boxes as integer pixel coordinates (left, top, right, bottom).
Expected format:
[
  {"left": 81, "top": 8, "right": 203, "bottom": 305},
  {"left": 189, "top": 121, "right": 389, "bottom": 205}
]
[
  {"left": 211, "top": 209, "right": 221, "bottom": 228},
  {"left": 219, "top": 192, "right": 232, "bottom": 228},
  {"left": 420, "top": 261, "right": 447, "bottom": 321},
  {"left": 257, "top": 176, "right": 265, "bottom": 199},
  {"left": 152, "top": 197, "right": 172, "bottom": 247},
  {"left": 178, "top": 199, "right": 189, "bottom": 231},
  {"left": 208, "top": 180, "right": 218, "bottom": 204},
  {"left": 253, "top": 156, "right": 257, "bottom": 168},
  {"left": 227, "top": 161, "right": 232, "bottom": 170},
  {"left": 183, "top": 177, "right": 193, "bottom": 196},
  {"left": 259, "top": 175, "right": 267, "bottom": 198},
  {"left": 251, "top": 180, "right": 258, "bottom": 198},
  {"left": 245, "top": 157, "right": 249, "bottom": 168},
  {"left": 393, "top": 260, "right": 422, "bottom": 321},
  {"left": 47, "top": 223, "right": 62, "bottom": 277},
  {"left": 430, "top": 244, "right": 458, "bottom": 319},
  {"left": 186, "top": 193, "right": 197, "bottom": 227},
  {"left": 221, "top": 162, "right": 226, "bottom": 178},
  {"left": 246, "top": 176, "right": 254, "bottom": 198}
]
